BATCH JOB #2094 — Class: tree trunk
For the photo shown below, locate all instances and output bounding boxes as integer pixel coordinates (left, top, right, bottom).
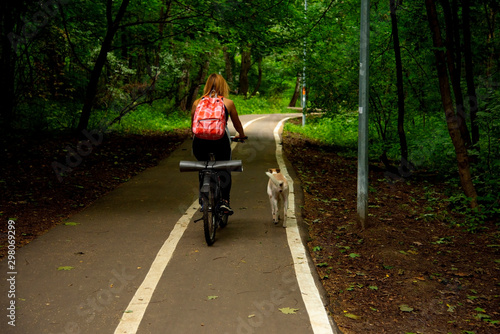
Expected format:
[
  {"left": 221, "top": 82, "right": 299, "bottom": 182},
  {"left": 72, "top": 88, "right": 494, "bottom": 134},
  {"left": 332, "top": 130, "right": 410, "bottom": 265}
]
[
  {"left": 76, "top": 0, "right": 130, "bottom": 133},
  {"left": 407, "top": 74, "right": 428, "bottom": 128},
  {"left": 463, "top": 0, "right": 480, "bottom": 146},
  {"left": 425, "top": 0, "right": 478, "bottom": 208},
  {"left": 288, "top": 74, "right": 301, "bottom": 107},
  {"left": 440, "top": 0, "right": 472, "bottom": 149},
  {"left": 154, "top": 1, "right": 171, "bottom": 68},
  {"left": 250, "top": 56, "right": 262, "bottom": 97},
  {"left": 390, "top": 0, "right": 409, "bottom": 173},
  {"left": 483, "top": 3, "right": 498, "bottom": 77},
  {"left": 185, "top": 57, "right": 210, "bottom": 111},
  {"left": 0, "top": 27, "right": 16, "bottom": 130},
  {"left": 223, "top": 46, "right": 234, "bottom": 89},
  {"left": 0, "top": 0, "right": 21, "bottom": 130},
  {"left": 239, "top": 47, "right": 251, "bottom": 96},
  {"left": 178, "top": 65, "right": 190, "bottom": 111}
]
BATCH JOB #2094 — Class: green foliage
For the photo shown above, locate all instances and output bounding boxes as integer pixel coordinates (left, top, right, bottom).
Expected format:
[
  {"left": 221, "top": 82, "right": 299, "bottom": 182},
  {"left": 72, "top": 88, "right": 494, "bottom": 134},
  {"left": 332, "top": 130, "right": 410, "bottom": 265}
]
[
  {"left": 253, "top": 54, "right": 298, "bottom": 98},
  {"left": 14, "top": 100, "right": 83, "bottom": 131},
  {"left": 441, "top": 80, "right": 500, "bottom": 230},
  {"left": 231, "top": 95, "right": 287, "bottom": 115},
  {"left": 103, "top": 104, "right": 190, "bottom": 134},
  {"left": 476, "top": 80, "right": 500, "bottom": 172},
  {"left": 285, "top": 113, "right": 358, "bottom": 150},
  {"left": 447, "top": 190, "right": 500, "bottom": 232},
  {"left": 370, "top": 114, "right": 457, "bottom": 171}
]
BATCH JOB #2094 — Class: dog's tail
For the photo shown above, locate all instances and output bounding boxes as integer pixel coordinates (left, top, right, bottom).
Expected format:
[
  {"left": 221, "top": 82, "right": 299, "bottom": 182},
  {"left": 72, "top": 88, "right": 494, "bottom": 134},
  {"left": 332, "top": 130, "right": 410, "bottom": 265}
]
[{"left": 266, "top": 172, "right": 282, "bottom": 187}]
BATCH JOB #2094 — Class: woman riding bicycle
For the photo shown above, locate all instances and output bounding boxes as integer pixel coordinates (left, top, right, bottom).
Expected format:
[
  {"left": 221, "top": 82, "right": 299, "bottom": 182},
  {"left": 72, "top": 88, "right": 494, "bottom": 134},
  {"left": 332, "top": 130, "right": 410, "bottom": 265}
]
[{"left": 191, "top": 73, "right": 246, "bottom": 215}]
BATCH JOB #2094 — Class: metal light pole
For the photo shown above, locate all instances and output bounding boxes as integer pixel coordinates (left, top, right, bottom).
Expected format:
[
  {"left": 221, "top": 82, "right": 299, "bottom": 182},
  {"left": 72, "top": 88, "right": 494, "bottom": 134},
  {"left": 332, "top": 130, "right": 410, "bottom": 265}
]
[
  {"left": 301, "top": 0, "right": 307, "bottom": 126},
  {"left": 357, "top": 0, "right": 370, "bottom": 229}
]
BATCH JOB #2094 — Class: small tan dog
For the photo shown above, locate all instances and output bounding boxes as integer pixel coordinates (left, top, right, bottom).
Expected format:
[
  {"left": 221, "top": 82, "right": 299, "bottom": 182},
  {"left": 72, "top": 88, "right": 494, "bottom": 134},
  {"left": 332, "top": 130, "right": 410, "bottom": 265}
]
[{"left": 266, "top": 168, "right": 289, "bottom": 228}]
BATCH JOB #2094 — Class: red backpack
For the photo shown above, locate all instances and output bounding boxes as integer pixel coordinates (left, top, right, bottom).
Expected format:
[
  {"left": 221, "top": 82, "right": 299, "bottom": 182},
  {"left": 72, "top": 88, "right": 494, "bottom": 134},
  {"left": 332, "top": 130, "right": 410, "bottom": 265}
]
[{"left": 192, "top": 94, "right": 227, "bottom": 140}]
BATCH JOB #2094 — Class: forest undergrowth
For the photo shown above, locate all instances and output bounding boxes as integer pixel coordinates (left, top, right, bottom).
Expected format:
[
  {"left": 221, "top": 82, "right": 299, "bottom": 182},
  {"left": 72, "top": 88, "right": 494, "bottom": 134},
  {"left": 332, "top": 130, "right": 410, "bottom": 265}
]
[
  {"left": 282, "top": 127, "right": 500, "bottom": 334},
  {"left": 0, "top": 129, "right": 190, "bottom": 258}
]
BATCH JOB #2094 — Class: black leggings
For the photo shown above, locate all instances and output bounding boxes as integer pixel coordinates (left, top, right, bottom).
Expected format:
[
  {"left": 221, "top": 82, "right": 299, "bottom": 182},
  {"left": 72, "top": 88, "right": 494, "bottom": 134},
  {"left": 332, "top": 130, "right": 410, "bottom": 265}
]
[{"left": 192, "top": 135, "right": 232, "bottom": 201}]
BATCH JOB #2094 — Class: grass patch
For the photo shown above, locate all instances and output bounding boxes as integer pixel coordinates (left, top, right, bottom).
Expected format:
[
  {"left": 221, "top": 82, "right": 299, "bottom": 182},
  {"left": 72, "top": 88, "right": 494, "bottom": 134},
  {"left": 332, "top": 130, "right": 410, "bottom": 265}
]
[
  {"left": 231, "top": 95, "right": 289, "bottom": 114},
  {"left": 285, "top": 113, "right": 358, "bottom": 149},
  {"left": 88, "top": 102, "right": 190, "bottom": 135},
  {"left": 108, "top": 108, "right": 190, "bottom": 134}
]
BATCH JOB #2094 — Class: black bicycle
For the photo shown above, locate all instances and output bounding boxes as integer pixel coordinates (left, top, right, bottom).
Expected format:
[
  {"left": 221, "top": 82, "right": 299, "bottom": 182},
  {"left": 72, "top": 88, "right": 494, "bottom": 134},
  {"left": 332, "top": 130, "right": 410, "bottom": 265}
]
[{"left": 179, "top": 137, "right": 247, "bottom": 245}]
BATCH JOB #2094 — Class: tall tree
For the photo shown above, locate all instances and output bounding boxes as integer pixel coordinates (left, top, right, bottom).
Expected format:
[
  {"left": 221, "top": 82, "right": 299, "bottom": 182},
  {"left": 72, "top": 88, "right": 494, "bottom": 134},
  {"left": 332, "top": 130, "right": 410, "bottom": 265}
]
[
  {"left": 425, "top": 0, "right": 478, "bottom": 207},
  {"left": 288, "top": 74, "right": 301, "bottom": 107},
  {"left": 251, "top": 55, "right": 263, "bottom": 97},
  {"left": 440, "top": 0, "right": 472, "bottom": 149},
  {"left": 483, "top": 0, "right": 498, "bottom": 76},
  {"left": 0, "top": 0, "right": 17, "bottom": 130},
  {"left": 462, "top": 0, "right": 480, "bottom": 146},
  {"left": 223, "top": 46, "right": 234, "bottom": 88},
  {"left": 0, "top": 0, "right": 35, "bottom": 130},
  {"left": 239, "top": 46, "right": 251, "bottom": 96},
  {"left": 390, "top": 0, "right": 409, "bottom": 173},
  {"left": 213, "top": 0, "right": 300, "bottom": 97},
  {"left": 185, "top": 56, "right": 210, "bottom": 111},
  {"left": 76, "top": 0, "right": 130, "bottom": 133}
]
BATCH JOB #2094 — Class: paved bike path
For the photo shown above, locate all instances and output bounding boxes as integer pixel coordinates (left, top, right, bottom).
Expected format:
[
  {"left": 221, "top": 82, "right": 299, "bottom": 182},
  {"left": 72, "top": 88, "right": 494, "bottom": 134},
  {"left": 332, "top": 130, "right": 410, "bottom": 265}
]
[{"left": 1, "top": 114, "right": 338, "bottom": 334}]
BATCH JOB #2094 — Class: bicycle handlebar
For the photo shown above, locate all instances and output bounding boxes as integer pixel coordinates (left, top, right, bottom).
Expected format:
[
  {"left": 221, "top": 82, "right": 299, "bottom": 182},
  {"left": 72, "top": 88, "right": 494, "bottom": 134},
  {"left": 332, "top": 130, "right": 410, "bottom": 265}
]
[
  {"left": 179, "top": 160, "right": 243, "bottom": 172},
  {"left": 179, "top": 136, "right": 246, "bottom": 173},
  {"left": 230, "top": 136, "right": 248, "bottom": 143}
]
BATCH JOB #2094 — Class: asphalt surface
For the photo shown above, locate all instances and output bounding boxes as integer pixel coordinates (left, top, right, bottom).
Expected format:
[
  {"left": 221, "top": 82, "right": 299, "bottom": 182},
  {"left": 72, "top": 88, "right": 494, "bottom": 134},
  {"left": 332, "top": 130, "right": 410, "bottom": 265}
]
[{"left": 1, "top": 114, "right": 338, "bottom": 334}]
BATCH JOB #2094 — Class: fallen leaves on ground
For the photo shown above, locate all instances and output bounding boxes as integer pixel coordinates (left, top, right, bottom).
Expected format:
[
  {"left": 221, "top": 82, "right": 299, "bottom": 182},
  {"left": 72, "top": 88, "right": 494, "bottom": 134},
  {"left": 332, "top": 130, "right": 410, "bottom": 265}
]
[
  {"left": 0, "top": 130, "right": 189, "bottom": 259},
  {"left": 279, "top": 307, "right": 299, "bottom": 315},
  {"left": 282, "top": 130, "right": 500, "bottom": 334}
]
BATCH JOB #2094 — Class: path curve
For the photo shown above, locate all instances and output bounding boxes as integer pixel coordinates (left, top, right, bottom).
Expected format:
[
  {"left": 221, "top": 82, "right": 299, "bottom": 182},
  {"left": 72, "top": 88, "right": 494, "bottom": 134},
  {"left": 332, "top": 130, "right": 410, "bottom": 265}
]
[{"left": 1, "top": 114, "right": 339, "bottom": 334}]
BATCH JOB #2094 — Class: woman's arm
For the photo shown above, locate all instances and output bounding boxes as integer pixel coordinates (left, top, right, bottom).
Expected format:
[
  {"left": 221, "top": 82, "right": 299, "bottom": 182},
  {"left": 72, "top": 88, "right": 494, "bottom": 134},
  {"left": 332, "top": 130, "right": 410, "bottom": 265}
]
[
  {"left": 190, "top": 100, "right": 200, "bottom": 136},
  {"left": 225, "top": 99, "right": 246, "bottom": 138},
  {"left": 191, "top": 100, "right": 198, "bottom": 122}
]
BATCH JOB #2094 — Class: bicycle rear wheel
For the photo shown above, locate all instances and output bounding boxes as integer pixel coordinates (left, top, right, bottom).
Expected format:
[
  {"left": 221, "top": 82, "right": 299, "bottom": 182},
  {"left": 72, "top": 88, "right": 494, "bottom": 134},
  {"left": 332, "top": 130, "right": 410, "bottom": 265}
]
[
  {"left": 202, "top": 188, "right": 217, "bottom": 246},
  {"left": 219, "top": 212, "right": 228, "bottom": 228}
]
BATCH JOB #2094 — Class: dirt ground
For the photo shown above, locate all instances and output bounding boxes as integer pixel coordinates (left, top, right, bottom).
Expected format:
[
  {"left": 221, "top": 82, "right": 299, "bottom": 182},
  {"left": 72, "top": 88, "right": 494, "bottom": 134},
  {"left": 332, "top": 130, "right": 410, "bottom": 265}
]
[
  {"left": 282, "top": 130, "right": 500, "bottom": 334},
  {"left": 0, "top": 129, "right": 189, "bottom": 255},
  {"left": 1, "top": 127, "right": 499, "bottom": 334}
]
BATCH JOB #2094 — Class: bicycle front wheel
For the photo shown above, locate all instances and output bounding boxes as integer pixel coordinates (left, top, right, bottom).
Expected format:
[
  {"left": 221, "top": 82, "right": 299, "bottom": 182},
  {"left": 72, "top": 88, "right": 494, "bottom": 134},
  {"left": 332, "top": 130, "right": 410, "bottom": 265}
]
[{"left": 202, "top": 188, "right": 217, "bottom": 246}]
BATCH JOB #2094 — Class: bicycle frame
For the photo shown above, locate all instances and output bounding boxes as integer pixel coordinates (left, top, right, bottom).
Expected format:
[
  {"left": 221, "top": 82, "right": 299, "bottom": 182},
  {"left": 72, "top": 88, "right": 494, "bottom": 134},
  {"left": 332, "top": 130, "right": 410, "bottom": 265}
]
[
  {"left": 180, "top": 159, "right": 243, "bottom": 205},
  {"left": 179, "top": 159, "right": 243, "bottom": 245}
]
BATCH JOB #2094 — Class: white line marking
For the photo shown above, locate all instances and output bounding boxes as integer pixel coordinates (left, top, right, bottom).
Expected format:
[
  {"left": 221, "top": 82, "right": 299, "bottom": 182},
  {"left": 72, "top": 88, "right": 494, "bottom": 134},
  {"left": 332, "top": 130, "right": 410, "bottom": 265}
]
[
  {"left": 114, "top": 116, "right": 267, "bottom": 334},
  {"left": 273, "top": 118, "right": 336, "bottom": 334},
  {"left": 113, "top": 200, "right": 198, "bottom": 334},
  {"left": 230, "top": 115, "right": 267, "bottom": 149}
]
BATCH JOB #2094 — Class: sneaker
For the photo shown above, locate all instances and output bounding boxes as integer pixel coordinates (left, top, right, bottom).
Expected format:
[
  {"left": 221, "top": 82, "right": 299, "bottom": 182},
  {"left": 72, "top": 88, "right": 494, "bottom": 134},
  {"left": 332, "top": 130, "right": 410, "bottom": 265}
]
[{"left": 220, "top": 200, "right": 234, "bottom": 216}]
